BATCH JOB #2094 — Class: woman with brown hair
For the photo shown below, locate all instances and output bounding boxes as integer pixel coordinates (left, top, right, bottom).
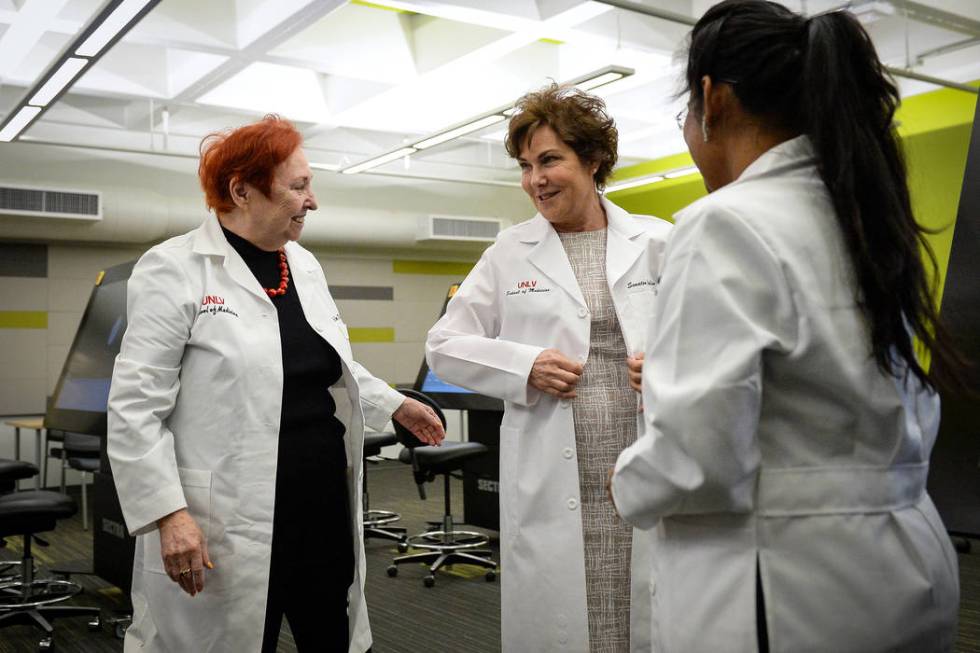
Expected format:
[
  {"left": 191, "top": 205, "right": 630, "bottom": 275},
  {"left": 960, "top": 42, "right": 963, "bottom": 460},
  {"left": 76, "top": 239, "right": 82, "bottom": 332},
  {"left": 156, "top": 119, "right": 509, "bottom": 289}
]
[{"left": 427, "top": 85, "right": 672, "bottom": 652}]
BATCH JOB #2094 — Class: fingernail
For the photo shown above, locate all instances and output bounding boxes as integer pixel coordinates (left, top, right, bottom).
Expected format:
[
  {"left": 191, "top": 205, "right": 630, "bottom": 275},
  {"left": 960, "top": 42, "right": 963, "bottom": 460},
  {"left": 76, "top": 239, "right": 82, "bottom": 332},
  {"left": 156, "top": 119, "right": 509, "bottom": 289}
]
[{"left": 206, "top": 562, "right": 214, "bottom": 569}]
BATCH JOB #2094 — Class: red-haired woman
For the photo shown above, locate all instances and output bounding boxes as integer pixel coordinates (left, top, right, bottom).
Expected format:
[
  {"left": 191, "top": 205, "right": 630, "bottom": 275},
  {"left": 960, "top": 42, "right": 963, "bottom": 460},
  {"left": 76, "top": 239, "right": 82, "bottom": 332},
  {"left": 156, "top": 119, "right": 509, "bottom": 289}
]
[{"left": 108, "top": 115, "right": 444, "bottom": 653}]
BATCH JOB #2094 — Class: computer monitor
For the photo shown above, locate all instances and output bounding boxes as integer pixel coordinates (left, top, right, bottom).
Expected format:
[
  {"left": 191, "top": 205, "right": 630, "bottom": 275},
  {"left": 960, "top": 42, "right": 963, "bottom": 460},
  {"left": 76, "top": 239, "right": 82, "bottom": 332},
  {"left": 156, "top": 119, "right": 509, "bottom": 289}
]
[
  {"left": 414, "top": 283, "right": 503, "bottom": 412},
  {"left": 45, "top": 260, "right": 136, "bottom": 436}
]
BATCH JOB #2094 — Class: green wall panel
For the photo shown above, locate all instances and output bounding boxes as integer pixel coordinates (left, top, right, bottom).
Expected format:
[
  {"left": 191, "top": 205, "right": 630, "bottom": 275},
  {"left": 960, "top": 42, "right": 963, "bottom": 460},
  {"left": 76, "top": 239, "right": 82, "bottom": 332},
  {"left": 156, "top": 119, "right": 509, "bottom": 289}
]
[
  {"left": 348, "top": 327, "right": 395, "bottom": 343},
  {"left": 0, "top": 311, "right": 48, "bottom": 329}
]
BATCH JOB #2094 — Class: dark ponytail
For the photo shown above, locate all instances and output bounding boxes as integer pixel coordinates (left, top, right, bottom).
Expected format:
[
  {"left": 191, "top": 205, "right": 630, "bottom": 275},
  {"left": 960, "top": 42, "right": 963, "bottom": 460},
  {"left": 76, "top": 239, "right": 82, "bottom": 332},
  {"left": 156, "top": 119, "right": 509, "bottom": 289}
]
[{"left": 686, "top": 0, "right": 969, "bottom": 392}]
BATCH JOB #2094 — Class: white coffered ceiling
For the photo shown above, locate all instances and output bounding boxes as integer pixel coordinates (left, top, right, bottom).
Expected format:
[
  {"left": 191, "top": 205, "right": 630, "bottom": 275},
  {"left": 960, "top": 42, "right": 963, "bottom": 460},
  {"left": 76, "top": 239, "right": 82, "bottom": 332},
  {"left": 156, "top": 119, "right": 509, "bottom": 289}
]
[{"left": 1, "top": 0, "right": 979, "bottom": 191}]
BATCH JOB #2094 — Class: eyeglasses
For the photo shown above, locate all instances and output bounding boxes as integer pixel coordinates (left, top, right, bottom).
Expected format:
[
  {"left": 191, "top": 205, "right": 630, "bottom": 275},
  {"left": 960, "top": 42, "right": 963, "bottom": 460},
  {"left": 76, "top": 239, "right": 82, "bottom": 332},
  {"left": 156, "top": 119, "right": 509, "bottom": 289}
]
[{"left": 675, "top": 106, "right": 688, "bottom": 131}]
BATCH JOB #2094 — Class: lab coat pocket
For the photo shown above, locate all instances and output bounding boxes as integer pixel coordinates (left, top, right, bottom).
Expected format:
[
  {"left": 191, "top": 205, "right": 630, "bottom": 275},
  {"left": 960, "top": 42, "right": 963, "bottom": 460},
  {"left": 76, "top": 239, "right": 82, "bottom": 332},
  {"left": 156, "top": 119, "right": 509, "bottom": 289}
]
[
  {"left": 141, "top": 468, "right": 213, "bottom": 575},
  {"left": 498, "top": 426, "right": 520, "bottom": 544},
  {"left": 627, "top": 287, "right": 657, "bottom": 318}
]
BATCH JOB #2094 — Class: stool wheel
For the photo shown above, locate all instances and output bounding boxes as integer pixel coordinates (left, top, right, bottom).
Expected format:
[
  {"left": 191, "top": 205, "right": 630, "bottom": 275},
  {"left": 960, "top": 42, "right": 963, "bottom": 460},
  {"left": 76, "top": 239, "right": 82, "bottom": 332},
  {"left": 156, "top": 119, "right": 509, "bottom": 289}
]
[
  {"left": 38, "top": 636, "right": 54, "bottom": 651},
  {"left": 423, "top": 574, "right": 435, "bottom": 588},
  {"left": 115, "top": 623, "right": 129, "bottom": 639},
  {"left": 386, "top": 565, "right": 398, "bottom": 578},
  {"left": 396, "top": 541, "right": 409, "bottom": 554},
  {"left": 87, "top": 614, "right": 101, "bottom": 631},
  {"left": 485, "top": 570, "right": 496, "bottom": 582}
]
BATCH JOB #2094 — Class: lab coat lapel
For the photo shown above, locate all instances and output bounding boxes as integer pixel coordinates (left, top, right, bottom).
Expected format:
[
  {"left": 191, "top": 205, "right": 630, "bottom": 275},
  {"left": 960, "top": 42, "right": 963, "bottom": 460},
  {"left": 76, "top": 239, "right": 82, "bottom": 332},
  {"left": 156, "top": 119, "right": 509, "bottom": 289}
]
[
  {"left": 287, "top": 246, "right": 353, "bottom": 365},
  {"left": 192, "top": 214, "right": 272, "bottom": 304},
  {"left": 603, "top": 197, "right": 644, "bottom": 288},
  {"left": 524, "top": 215, "right": 587, "bottom": 309}
]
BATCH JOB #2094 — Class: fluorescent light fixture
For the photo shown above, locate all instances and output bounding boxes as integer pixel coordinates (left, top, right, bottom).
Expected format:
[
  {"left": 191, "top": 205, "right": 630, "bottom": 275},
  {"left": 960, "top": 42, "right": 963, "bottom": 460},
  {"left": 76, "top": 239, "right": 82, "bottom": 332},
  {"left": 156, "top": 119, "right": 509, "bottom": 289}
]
[
  {"left": 663, "top": 166, "right": 699, "bottom": 179},
  {"left": 340, "top": 66, "right": 635, "bottom": 174},
  {"left": 29, "top": 57, "right": 89, "bottom": 106},
  {"left": 566, "top": 65, "right": 635, "bottom": 93},
  {"left": 310, "top": 162, "right": 341, "bottom": 172},
  {"left": 76, "top": 0, "right": 155, "bottom": 57},
  {"left": 605, "top": 175, "right": 665, "bottom": 193},
  {"left": 0, "top": 106, "right": 42, "bottom": 142},
  {"left": 342, "top": 147, "right": 417, "bottom": 175},
  {"left": 415, "top": 114, "right": 507, "bottom": 150},
  {"left": 577, "top": 71, "right": 625, "bottom": 92},
  {"left": 0, "top": 0, "right": 160, "bottom": 143}
]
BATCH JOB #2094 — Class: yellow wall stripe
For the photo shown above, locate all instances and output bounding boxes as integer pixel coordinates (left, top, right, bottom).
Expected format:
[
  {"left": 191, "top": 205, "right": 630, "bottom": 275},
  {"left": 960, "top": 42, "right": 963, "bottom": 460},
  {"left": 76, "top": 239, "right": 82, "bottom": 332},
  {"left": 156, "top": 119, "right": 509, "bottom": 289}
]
[
  {"left": 0, "top": 311, "right": 48, "bottom": 329},
  {"left": 348, "top": 327, "right": 395, "bottom": 343},
  {"left": 393, "top": 260, "right": 474, "bottom": 276}
]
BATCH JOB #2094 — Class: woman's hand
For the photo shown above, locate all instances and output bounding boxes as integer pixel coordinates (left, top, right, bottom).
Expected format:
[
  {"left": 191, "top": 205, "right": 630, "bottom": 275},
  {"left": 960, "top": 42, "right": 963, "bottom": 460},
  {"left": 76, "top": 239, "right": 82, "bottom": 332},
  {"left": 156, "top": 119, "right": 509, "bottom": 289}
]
[
  {"left": 529, "top": 349, "right": 583, "bottom": 399},
  {"left": 393, "top": 398, "right": 445, "bottom": 446},
  {"left": 605, "top": 467, "right": 620, "bottom": 517},
  {"left": 627, "top": 352, "right": 644, "bottom": 393},
  {"left": 157, "top": 508, "right": 213, "bottom": 596}
]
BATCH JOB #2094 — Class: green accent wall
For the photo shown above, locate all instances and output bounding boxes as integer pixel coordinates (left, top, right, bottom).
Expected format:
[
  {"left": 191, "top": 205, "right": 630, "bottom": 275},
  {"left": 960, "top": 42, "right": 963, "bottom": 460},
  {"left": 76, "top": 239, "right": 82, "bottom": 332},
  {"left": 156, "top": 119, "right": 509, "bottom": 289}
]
[
  {"left": 393, "top": 260, "right": 475, "bottom": 276},
  {"left": 348, "top": 327, "right": 396, "bottom": 343},
  {"left": 0, "top": 311, "right": 48, "bottom": 329},
  {"left": 607, "top": 82, "right": 979, "bottom": 311},
  {"left": 350, "top": 0, "right": 413, "bottom": 13}
]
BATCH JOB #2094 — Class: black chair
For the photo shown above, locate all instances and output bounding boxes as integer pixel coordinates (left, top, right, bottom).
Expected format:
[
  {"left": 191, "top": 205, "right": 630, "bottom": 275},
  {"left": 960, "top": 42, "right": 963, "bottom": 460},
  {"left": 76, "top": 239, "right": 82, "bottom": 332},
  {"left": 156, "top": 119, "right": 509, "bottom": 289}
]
[
  {"left": 0, "top": 460, "right": 39, "bottom": 581},
  {"left": 41, "top": 428, "right": 65, "bottom": 492},
  {"left": 362, "top": 431, "right": 407, "bottom": 543},
  {"left": 48, "top": 433, "right": 100, "bottom": 530},
  {"left": 386, "top": 390, "right": 497, "bottom": 587},
  {"left": 0, "top": 459, "right": 101, "bottom": 650}
]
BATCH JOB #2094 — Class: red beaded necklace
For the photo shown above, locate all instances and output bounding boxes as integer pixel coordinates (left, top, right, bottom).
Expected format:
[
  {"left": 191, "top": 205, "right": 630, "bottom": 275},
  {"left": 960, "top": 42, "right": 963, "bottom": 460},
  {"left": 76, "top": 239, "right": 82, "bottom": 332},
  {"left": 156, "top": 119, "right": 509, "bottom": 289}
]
[{"left": 265, "top": 249, "right": 290, "bottom": 297}]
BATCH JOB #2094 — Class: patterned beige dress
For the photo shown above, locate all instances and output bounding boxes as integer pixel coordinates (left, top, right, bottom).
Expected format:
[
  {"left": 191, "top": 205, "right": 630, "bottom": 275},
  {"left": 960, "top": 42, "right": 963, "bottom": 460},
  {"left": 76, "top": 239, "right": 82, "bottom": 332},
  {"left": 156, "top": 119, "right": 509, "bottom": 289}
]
[{"left": 558, "top": 228, "right": 638, "bottom": 653}]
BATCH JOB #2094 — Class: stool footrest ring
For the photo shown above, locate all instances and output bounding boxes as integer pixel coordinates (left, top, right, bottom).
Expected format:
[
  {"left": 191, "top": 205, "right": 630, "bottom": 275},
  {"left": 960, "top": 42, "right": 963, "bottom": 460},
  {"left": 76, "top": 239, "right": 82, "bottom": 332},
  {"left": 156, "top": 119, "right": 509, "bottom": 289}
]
[
  {"left": 405, "top": 530, "right": 489, "bottom": 551},
  {"left": 0, "top": 578, "right": 82, "bottom": 609}
]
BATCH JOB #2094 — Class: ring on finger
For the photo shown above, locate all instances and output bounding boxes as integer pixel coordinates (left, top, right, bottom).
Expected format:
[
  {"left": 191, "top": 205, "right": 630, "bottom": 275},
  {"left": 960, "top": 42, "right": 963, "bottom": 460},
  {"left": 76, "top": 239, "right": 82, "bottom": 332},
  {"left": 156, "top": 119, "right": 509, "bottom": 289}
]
[{"left": 179, "top": 568, "right": 192, "bottom": 577}]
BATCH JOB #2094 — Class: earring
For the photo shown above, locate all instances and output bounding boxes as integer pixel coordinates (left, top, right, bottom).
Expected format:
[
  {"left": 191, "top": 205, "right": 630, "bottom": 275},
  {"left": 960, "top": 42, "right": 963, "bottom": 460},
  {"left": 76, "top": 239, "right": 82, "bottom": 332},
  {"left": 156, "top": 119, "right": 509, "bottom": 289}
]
[{"left": 701, "top": 116, "right": 710, "bottom": 143}]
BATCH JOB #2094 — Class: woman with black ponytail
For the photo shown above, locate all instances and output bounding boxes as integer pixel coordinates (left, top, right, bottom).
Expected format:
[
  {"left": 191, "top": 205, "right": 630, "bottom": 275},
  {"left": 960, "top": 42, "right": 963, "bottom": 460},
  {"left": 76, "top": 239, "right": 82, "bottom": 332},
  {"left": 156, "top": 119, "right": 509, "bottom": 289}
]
[{"left": 610, "top": 1, "right": 963, "bottom": 651}]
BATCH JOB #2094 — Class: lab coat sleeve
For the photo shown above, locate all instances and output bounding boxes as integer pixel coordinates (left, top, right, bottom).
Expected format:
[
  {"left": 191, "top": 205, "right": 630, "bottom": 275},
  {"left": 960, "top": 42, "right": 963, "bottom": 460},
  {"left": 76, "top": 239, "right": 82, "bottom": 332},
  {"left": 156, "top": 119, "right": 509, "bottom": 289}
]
[
  {"left": 107, "top": 247, "right": 198, "bottom": 537},
  {"left": 349, "top": 359, "right": 406, "bottom": 431},
  {"left": 612, "top": 206, "right": 797, "bottom": 530},
  {"left": 425, "top": 247, "right": 545, "bottom": 406}
]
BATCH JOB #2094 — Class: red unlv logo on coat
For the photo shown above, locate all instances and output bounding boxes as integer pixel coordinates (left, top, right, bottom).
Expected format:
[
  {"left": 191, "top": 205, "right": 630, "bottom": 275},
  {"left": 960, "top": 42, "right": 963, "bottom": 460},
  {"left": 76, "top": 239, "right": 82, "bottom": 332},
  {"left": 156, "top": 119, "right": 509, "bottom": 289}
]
[
  {"left": 517, "top": 280, "right": 537, "bottom": 289},
  {"left": 201, "top": 295, "right": 225, "bottom": 305}
]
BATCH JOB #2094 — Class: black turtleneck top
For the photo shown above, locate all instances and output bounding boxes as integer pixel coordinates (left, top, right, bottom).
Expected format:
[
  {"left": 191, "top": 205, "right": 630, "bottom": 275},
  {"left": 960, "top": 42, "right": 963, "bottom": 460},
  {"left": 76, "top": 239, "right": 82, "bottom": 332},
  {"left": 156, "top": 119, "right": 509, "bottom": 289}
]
[{"left": 222, "top": 227, "right": 347, "bottom": 489}]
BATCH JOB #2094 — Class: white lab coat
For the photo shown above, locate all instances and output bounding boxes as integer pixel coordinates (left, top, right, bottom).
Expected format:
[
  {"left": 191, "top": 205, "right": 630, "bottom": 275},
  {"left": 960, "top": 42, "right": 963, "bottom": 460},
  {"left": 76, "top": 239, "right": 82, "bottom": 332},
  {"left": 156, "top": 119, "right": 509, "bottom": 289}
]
[
  {"left": 426, "top": 196, "right": 672, "bottom": 652},
  {"left": 107, "top": 214, "right": 405, "bottom": 653},
  {"left": 612, "top": 136, "right": 959, "bottom": 653}
]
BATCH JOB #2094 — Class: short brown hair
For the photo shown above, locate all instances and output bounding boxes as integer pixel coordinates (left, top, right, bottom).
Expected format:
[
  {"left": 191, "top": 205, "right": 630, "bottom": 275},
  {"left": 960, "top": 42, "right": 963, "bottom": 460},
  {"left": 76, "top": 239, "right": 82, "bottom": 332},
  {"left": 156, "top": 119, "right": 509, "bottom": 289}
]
[
  {"left": 198, "top": 115, "right": 303, "bottom": 214},
  {"left": 505, "top": 84, "right": 618, "bottom": 189}
]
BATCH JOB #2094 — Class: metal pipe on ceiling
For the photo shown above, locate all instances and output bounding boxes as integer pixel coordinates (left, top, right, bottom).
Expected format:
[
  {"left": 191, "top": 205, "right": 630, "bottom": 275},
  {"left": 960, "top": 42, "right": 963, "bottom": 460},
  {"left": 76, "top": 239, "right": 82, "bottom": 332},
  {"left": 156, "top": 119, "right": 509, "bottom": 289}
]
[{"left": 592, "top": 0, "right": 978, "bottom": 95}]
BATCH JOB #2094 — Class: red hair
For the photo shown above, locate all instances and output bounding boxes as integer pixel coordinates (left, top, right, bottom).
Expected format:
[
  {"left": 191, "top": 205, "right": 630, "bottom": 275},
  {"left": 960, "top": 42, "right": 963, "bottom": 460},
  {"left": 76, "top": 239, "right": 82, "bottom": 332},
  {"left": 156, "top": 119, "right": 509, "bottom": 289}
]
[{"left": 198, "top": 115, "right": 303, "bottom": 214}]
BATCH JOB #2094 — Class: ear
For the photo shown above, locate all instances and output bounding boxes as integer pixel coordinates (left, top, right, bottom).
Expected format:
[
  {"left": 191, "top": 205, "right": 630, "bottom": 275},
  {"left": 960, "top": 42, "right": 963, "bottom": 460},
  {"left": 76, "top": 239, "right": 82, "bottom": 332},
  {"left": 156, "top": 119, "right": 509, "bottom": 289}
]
[
  {"left": 228, "top": 178, "right": 249, "bottom": 209},
  {"left": 700, "top": 75, "right": 717, "bottom": 127}
]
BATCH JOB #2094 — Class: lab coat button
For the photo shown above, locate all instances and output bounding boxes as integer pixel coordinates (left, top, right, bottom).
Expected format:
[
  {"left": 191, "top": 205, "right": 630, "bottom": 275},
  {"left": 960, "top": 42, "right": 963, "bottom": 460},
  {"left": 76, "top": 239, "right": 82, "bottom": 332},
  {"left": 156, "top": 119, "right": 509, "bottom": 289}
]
[
  {"left": 566, "top": 498, "right": 578, "bottom": 510},
  {"left": 650, "top": 578, "right": 657, "bottom": 596},
  {"left": 562, "top": 447, "right": 573, "bottom": 459},
  {"left": 559, "top": 400, "right": 570, "bottom": 409},
  {"left": 577, "top": 307, "right": 588, "bottom": 318}
]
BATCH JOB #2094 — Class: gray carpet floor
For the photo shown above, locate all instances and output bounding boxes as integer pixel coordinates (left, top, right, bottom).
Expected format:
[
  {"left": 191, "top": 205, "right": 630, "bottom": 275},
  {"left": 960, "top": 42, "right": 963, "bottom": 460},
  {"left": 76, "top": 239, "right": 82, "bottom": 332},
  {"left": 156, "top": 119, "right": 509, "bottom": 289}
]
[{"left": 1, "top": 460, "right": 979, "bottom": 652}]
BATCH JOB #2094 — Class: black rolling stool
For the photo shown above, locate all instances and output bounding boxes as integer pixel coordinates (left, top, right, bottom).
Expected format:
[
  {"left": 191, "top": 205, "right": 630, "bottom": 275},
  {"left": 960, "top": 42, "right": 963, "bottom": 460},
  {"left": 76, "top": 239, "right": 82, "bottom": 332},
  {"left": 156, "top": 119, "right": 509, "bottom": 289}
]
[
  {"left": 362, "top": 431, "right": 407, "bottom": 543},
  {"left": 386, "top": 389, "right": 497, "bottom": 587},
  {"left": 0, "top": 461, "right": 102, "bottom": 651},
  {"left": 0, "top": 460, "right": 39, "bottom": 580}
]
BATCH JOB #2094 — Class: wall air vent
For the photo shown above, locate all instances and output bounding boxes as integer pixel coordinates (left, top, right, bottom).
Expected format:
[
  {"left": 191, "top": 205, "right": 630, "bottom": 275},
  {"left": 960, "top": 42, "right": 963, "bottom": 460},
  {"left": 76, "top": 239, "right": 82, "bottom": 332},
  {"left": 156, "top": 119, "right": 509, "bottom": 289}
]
[
  {"left": 417, "top": 215, "right": 502, "bottom": 243},
  {"left": 0, "top": 183, "right": 101, "bottom": 221}
]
